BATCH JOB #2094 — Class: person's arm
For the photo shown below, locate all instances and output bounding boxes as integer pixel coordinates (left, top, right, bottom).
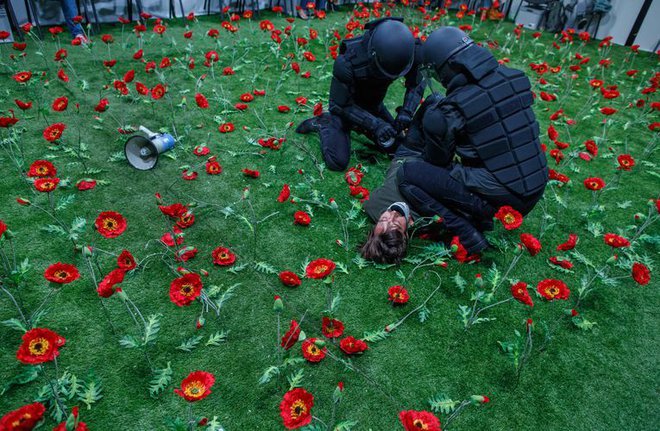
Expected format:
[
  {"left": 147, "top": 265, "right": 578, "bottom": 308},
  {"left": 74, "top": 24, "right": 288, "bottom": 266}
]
[
  {"left": 328, "top": 57, "right": 394, "bottom": 141},
  {"left": 394, "top": 40, "right": 426, "bottom": 132},
  {"left": 422, "top": 102, "right": 464, "bottom": 167}
]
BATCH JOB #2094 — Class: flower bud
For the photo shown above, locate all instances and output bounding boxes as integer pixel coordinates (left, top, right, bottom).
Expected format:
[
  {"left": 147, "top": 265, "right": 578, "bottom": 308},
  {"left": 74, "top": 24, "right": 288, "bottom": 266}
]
[
  {"left": 198, "top": 417, "right": 208, "bottom": 426},
  {"left": 154, "top": 192, "right": 163, "bottom": 204},
  {"left": 196, "top": 316, "right": 205, "bottom": 329},
  {"left": 475, "top": 274, "right": 484, "bottom": 288},
  {"left": 606, "top": 254, "right": 618, "bottom": 264},
  {"left": 450, "top": 244, "right": 459, "bottom": 253},
  {"left": 313, "top": 338, "right": 326, "bottom": 348},
  {"left": 328, "top": 198, "right": 338, "bottom": 209},
  {"left": 177, "top": 266, "right": 191, "bottom": 275},
  {"left": 273, "top": 295, "right": 283, "bottom": 313},
  {"left": 16, "top": 197, "right": 31, "bottom": 206},
  {"left": 200, "top": 269, "right": 209, "bottom": 277},
  {"left": 82, "top": 245, "right": 93, "bottom": 257},
  {"left": 332, "top": 381, "right": 344, "bottom": 403},
  {"left": 3, "top": 229, "right": 15, "bottom": 239},
  {"left": 470, "top": 395, "right": 490, "bottom": 404}
]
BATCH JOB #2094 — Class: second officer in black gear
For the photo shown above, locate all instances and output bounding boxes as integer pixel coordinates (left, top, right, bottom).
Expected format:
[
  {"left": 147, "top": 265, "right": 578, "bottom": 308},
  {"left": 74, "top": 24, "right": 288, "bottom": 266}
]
[
  {"left": 394, "top": 26, "right": 548, "bottom": 255},
  {"left": 295, "top": 18, "right": 425, "bottom": 172}
]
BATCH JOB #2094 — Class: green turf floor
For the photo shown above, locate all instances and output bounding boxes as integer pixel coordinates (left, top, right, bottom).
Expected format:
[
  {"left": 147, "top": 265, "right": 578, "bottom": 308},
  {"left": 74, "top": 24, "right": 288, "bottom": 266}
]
[{"left": 0, "top": 5, "right": 658, "bottom": 430}]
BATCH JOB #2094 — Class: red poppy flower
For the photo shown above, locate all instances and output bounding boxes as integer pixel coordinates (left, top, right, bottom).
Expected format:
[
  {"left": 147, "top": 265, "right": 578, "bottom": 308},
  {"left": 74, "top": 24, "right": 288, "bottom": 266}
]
[
  {"left": 600, "top": 107, "right": 617, "bottom": 116},
  {"left": 54, "top": 48, "right": 67, "bottom": 61},
  {"left": 494, "top": 206, "right": 523, "bottom": 230},
  {"left": 279, "top": 271, "right": 301, "bottom": 287},
  {"left": 305, "top": 258, "right": 335, "bottom": 279},
  {"left": 170, "top": 273, "right": 203, "bottom": 306},
  {"left": 218, "top": 123, "right": 235, "bottom": 133},
  {"left": 313, "top": 102, "right": 323, "bottom": 116},
  {"left": 43, "top": 122, "right": 66, "bottom": 142},
  {"left": 339, "top": 336, "right": 368, "bottom": 355},
  {"left": 388, "top": 285, "right": 410, "bottom": 304},
  {"left": 27, "top": 160, "right": 56, "bottom": 177},
  {"left": 135, "top": 82, "right": 149, "bottom": 95},
  {"left": 97, "top": 268, "right": 125, "bottom": 298},
  {"left": 53, "top": 420, "right": 88, "bottom": 431},
  {"left": 0, "top": 402, "right": 46, "bottom": 431},
  {"left": 253, "top": 89, "right": 266, "bottom": 96},
  {"left": 223, "top": 67, "right": 235, "bottom": 75},
  {"left": 101, "top": 34, "right": 114, "bottom": 43},
  {"left": 12, "top": 71, "right": 32, "bottom": 83},
  {"left": 520, "top": 233, "right": 542, "bottom": 256},
  {"left": 631, "top": 262, "right": 650, "bottom": 286},
  {"left": 14, "top": 99, "right": 32, "bottom": 110},
  {"left": 277, "top": 184, "right": 291, "bottom": 202},
  {"left": 242, "top": 168, "right": 260, "bottom": 178},
  {"left": 584, "top": 140, "right": 598, "bottom": 157},
  {"left": 95, "top": 211, "right": 127, "bottom": 238},
  {"left": 603, "top": 233, "right": 630, "bottom": 248},
  {"left": 206, "top": 158, "right": 222, "bottom": 175},
  {"left": 240, "top": 93, "right": 254, "bottom": 103},
  {"left": 94, "top": 98, "right": 109, "bottom": 113},
  {"left": 511, "top": 282, "right": 533, "bottom": 307},
  {"left": 16, "top": 328, "right": 66, "bottom": 364},
  {"left": 583, "top": 177, "right": 605, "bottom": 191},
  {"left": 548, "top": 256, "right": 573, "bottom": 270},
  {"left": 161, "top": 227, "right": 184, "bottom": 247},
  {"left": 399, "top": 410, "right": 441, "bottom": 431},
  {"left": 181, "top": 170, "right": 198, "bottom": 181},
  {"left": 301, "top": 338, "right": 326, "bottom": 362},
  {"left": 33, "top": 177, "right": 60, "bottom": 193},
  {"left": 174, "top": 371, "right": 215, "bottom": 402},
  {"left": 44, "top": 262, "right": 80, "bottom": 284},
  {"left": 281, "top": 320, "right": 301, "bottom": 350},
  {"left": 176, "top": 247, "right": 198, "bottom": 262},
  {"left": 540, "top": 91, "right": 557, "bottom": 102},
  {"left": 212, "top": 246, "right": 236, "bottom": 266},
  {"left": 75, "top": 179, "right": 96, "bottom": 191},
  {"left": 280, "top": 388, "right": 314, "bottom": 429},
  {"left": 536, "top": 279, "right": 570, "bottom": 300},
  {"left": 159, "top": 203, "right": 188, "bottom": 218},
  {"left": 151, "top": 84, "right": 166, "bottom": 100},
  {"left": 557, "top": 233, "right": 578, "bottom": 251},
  {"left": 321, "top": 317, "right": 344, "bottom": 338},
  {"left": 0, "top": 220, "right": 6, "bottom": 238},
  {"left": 616, "top": 154, "right": 635, "bottom": 171},
  {"left": 117, "top": 249, "right": 137, "bottom": 270},
  {"left": 176, "top": 211, "right": 195, "bottom": 229},
  {"left": 193, "top": 146, "right": 210, "bottom": 157},
  {"left": 195, "top": 93, "right": 209, "bottom": 109},
  {"left": 293, "top": 211, "right": 311, "bottom": 226}
]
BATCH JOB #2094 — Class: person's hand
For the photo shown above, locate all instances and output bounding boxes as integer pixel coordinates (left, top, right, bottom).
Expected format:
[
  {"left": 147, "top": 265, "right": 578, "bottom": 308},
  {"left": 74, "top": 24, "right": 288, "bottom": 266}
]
[
  {"left": 375, "top": 122, "right": 397, "bottom": 146},
  {"left": 394, "top": 111, "right": 412, "bottom": 133}
]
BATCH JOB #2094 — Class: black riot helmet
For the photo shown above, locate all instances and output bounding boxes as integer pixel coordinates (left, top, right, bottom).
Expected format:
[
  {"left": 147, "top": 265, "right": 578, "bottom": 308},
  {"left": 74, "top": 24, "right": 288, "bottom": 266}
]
[
  {"left": 422, "top": 26, "right": 474, "bottom": 73},
  {"left": 366, "top": 19, "right": 415, "bottom": 79}
]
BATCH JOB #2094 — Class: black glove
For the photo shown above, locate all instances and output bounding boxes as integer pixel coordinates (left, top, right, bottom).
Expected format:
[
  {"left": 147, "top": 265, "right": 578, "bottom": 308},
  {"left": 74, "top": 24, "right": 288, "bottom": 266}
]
[
  {"left": 375, "top": 122, "right": 397, "bottom": 146},
  {"left": 394, "top": 110, "right": 412, "bottom": 133}
]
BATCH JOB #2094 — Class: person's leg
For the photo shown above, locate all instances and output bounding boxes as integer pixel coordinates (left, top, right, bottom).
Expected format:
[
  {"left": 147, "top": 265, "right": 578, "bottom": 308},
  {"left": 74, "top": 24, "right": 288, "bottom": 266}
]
[
  {"left": 295, "top": 113, "right": 351, "bottom": 171},
  {"left": 397, "top": 161, "right": 492, "bottom": 253},
  {"left": 60, "top": 0, "right": 83, "bottom": 37}
]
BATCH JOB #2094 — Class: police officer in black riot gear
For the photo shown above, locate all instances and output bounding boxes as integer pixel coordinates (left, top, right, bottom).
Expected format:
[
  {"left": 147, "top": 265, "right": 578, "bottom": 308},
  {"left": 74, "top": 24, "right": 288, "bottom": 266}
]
[
  {"left": 395, "top": 26, "right": 548, "bottom": 254},
  {"left": 295, "top": 18, "right": 425, "bottom": 172}
]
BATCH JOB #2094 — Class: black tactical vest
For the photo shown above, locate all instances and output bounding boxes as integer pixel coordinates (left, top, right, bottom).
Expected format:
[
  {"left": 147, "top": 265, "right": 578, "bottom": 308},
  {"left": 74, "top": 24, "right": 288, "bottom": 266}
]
[{"left": 446, "top": 66, "right": 548, "bottom": 197}]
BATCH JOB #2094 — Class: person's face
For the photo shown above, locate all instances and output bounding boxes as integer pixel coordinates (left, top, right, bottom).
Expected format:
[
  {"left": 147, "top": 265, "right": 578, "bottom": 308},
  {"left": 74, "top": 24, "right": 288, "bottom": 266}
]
[{"left": 374, "top": 210, "right": 409, "bottom": 236}]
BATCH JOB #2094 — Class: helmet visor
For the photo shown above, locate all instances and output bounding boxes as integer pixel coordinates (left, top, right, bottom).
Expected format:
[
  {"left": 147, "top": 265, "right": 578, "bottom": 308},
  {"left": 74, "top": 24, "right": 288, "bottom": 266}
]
[{"left": 373, "top": 51, "right": 414, "bottom": 80}]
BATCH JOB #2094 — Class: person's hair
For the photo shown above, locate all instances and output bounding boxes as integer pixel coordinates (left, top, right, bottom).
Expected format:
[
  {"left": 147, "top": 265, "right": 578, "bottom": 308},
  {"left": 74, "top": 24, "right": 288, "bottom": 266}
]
[{"left": 360, "top": 228, "right": 408, "bottom": 264}]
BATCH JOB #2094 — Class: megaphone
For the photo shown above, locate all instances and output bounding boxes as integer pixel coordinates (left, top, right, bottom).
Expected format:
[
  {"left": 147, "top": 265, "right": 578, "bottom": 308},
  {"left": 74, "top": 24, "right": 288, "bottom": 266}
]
[{"left": 124, "top": 126, "right": 176, "bottom": 170}]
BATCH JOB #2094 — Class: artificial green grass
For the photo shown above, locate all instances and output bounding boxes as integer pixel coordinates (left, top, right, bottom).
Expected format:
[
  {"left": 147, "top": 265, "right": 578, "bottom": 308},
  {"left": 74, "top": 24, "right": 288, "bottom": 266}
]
[{"left": 0, "top": 6, "right": 658, "bottom": 430}]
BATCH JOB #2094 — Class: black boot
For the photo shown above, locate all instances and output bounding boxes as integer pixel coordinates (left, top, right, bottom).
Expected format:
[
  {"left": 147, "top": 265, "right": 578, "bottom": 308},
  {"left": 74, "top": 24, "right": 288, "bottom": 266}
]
[{"left": 295, "top": 117, "right": 320, "bottom": 134}]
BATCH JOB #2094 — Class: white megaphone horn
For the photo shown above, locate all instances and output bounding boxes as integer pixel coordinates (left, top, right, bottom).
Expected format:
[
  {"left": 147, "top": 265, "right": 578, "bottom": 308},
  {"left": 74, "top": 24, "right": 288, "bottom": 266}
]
[{"left": 124, "top": 126, "right": 176, "bottom": 170}]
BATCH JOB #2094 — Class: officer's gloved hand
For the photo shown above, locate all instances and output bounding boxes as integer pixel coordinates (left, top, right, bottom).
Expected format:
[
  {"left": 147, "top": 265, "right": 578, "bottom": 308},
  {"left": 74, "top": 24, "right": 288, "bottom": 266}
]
[
  {"left": 375, "top": 122, "right": 397, "bottom": 148},
  {"left": 394, "top": 111, "right": 412, "bottom": 133}
]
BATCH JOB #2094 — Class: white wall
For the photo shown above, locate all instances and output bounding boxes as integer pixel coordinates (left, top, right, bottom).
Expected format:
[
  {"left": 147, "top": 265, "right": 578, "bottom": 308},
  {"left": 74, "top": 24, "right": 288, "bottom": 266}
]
[
  {"left": 633, "top": 0, "right": 660, "bottom": 52},
  {"left": 594, "top": 0, "right": 643, "bottom": 44}
]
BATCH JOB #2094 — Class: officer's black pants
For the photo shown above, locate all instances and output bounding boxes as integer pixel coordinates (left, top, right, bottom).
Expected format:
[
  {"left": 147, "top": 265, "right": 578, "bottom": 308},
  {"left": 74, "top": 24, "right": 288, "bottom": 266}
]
[{"left": 312, "top": 105, "right": 395, "bottom": 171}]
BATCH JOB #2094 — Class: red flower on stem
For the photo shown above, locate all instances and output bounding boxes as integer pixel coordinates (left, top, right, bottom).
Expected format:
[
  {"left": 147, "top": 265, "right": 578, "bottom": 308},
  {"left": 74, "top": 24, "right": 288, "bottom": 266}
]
[
  {"left": 339, "top": 336, "right": 368, "bottom": 354},
  {"left": 511, "top": 282, "right": 534, "bottom": 307},
  {"left": 536, "top": 279, "right": 570, "bottom": 300},
  {"left": 279, "top": 271, "right": 301, "bottom": 287},
  {"left": 281, "top": 320, "right": 301, "bottom": 350},
  {"left": 305, "top": 258, "right": 335, "bottom": 279},
  {"left": 211, "top": 246, "right": 236, "bottom": 266},
  {"left": 0, "top": 402, "right": 46, "bottom": 430},
  {"left": 279, "top": 388, "right": 314, "bottom": 429},
  {"left": 301, "top": 338, "right": 326, "bottom": 362},
  {"left": 43, "top": 123, "right": 66, "bottom": 142},
  {"left": 44, "top": 262, "right": 80, "bottom": 284},
  {"left": 16, "top": 328, "right": 66, "bottom": 364},
  {"left": 399, "top": 410, "right": 441, "bottom": 431},
  {"left": 494, "top": 206, "right": 523, "bottom": 230},
  {"left": 94, "top": 211, "right": 127, "bottom": 238},
  {"left": 174, "top": 371, "right": 215, "bottom": 402},
  {"left": 388, "top": 285, "right": 409, "bottom": 304},
  {"left": 169, "top": 273, "right": 203, "bottom": 306}
]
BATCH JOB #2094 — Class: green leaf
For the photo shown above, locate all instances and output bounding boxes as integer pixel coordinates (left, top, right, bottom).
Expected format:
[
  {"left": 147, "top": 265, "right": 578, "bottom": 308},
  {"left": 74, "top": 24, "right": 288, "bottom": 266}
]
[
  {"left": 329, "top": 293, "right": 341, "bottom": 314},
  {"left": 336, "top": 261, "right": 349, "bottom": 274},
  {"left": 119, "top": 335, "right": 139, "bottom": 348},
  {"left": 55, "top": 194, "right": 75, "bottom": 211},
  {"left": 458, "top": 305, "right": 471, "bottom": 327},
  {"left": 453, "top": 273, "right": 467, "bottom": 293},
  {"left": 143, "top": 314, "right": 161, "bottom": 346},
  {"left": 362, "top": 329, "right": 390, "bottom": 343},
  {"left": 41, "top": 224, "right": 67, "bottom": 236},
  {"left": 149, "top": 363, "right": 173, "bottom": 398},
  {"left": 206, "top": 331, "right": 229, "bottom": 346},
  {"left": 573, "top": 316, "right": 597, "bottom": 331},
  {"left": 334, "top": 421, "right": 359, "bottom": 431},
  {"left": 258, "top": 366, "right": 280, "bottom": 385},
  {"left": 418, "top": 305, "right": 430, "bottom": 323},
  {"left": 204, "top": 417, "right": 225, "bottom": 431},
  {"left": 0, "top": 365, "right": 40, "bottom": 396},
  {"left": 254, "top": 261, "right": 277, "bottom": 274},
  {"left": 428, "top": 393, "right": 460, "bottom": 414},
  {"left": 176, "top": 335, "right": 203, "bottom": 352},
  {"left": 215, "top": 284, "right": 238, "bottom": 310},
  {"left": 287, "top": 369, "right": 305, "bottom": 391},
  {"left": 77, "top": 377, "right": 103, "bottom": 409},
  {"left": 107, "top": 151, "right": 125, "bottom": 162},
  {"left": 70, "top": 217, "right": 86, "bottom": 234},
  {"left": 1, "top": 318, "right": 27, "bottom": 333}
]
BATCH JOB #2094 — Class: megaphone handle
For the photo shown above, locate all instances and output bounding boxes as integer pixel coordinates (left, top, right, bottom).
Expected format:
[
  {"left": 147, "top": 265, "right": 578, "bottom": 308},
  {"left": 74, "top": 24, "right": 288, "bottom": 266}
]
[{"left": 139, "top": 126, "right": 156, "bottom": 138}]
